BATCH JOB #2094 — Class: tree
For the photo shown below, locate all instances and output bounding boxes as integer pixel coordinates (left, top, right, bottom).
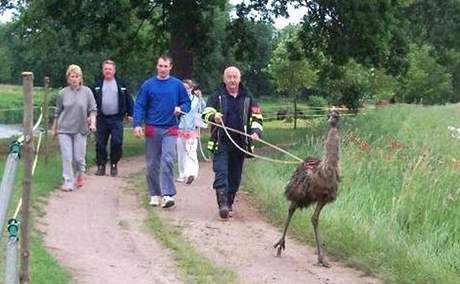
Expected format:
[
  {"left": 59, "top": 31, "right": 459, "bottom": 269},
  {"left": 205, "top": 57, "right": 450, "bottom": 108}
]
[
  {"left": 237, "top": 0, "right": 410, "bottom": 75},
  {"left": 224, "top": 18, "right": 276, "bottom": 97},
  {"left": 0, "top": 23, "right": 14, "bottom": 83},
  {"left": 266, "top": 25, "right": 318, "bottom": 128},
  {"left": 1, "top": 0, "right": 229, "bottom": 87},
  {"left": 399, "top": 44, "right": 453, "bottom": 105},
  {"left": 404, "top": 0, "right": 460, "bottom": 98}
]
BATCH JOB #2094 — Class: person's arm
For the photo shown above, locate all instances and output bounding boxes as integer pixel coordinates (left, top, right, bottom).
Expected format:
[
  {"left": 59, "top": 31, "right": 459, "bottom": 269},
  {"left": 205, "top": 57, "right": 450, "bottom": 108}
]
[
  {"left": 123, "top": 80, "right": 134, "bottom": 121},
  {"left": 249, "top": 97, "right": 263, "bottom": 139},
  {"left": 52, "top": 90, "right": 64, "bottom": 136},
  {"left": 87, "top": 88, "right": 98, "bottom": 132},
  {"left": 52, "top": 119, "right": 58, "bottom": 137},
  {"left": 196, "top": 90, "right": 206, "bottom": 113},
  {"left": 89, "top": 115, "right": 96, "bottom": 132},
  {"left": 132, "top": 80, "right": 149, "bottom": 137},
  {"left": 202, "top": 93, "right": 221, "bottom": 123},
  {"left": 133, "top": 81, "right": 148, "bottom": 128},
  {"left": 175, "top": 81, "right": 190, "bottom": 115}
]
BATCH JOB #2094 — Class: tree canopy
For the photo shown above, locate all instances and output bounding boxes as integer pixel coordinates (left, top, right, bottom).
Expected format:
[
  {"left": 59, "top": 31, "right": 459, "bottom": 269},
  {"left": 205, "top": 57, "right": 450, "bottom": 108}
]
[{"left": 0, "top": 0, "right": 460, "bottom": 106}]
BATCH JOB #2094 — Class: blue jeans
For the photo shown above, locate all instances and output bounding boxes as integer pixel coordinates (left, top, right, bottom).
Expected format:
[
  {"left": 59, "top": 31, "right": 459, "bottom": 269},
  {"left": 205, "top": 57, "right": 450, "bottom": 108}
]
[
  {"left": 212, "top": 140, "right": 245, "bottom": 194},
  {"left": 145, "top": 126, "right": 178, "bottom": 197}
]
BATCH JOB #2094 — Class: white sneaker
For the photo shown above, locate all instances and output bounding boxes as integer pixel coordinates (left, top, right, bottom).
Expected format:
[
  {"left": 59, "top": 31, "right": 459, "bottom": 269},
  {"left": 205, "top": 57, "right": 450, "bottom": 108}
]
[
  {"left": 176, "top": 177, "right": 185, "bottom": 183},
  {"left": 149, "top": 196, "right": 161, "bottom": 207},
  {"left": 161, "top": 195, "right": 175, "bottom": 208}
]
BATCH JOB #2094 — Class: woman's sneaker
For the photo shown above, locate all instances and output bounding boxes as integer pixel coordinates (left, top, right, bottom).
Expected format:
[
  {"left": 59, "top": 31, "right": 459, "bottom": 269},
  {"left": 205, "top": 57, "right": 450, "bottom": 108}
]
[
  {"left": 75, "top": 175, "right": 85, "bottom": 188},
  {"left": 186, "top": 176, "right": 195, "bottom": 184},
  {"left": 149, "top": 196, "right": 161, "bottom": 207},
  {"left": 60, "top": 186, "right": 73, "bottom": 192},
  {"left": 161, "top": 196, "right": 175, "bottom": 208}
]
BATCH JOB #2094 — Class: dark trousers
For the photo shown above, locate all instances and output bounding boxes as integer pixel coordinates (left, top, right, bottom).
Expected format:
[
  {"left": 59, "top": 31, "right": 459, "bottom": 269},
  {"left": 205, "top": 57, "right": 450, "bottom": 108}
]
[
  {"left": 96, "top": 115, "right": 123, "bottom": 165},
  {"left": 212, "top": 140, "right": 245, "bottom": 194}
]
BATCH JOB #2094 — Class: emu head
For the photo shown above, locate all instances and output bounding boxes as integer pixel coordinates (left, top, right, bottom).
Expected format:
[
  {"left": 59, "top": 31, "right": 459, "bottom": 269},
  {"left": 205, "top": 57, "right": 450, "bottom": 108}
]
[{"left": 327, "top": 108, "right": 340, "bottom": 128}]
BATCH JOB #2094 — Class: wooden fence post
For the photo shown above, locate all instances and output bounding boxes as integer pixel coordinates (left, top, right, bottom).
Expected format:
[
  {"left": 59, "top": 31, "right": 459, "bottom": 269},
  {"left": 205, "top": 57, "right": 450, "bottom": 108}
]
[
  {"left": 19, "top": 71, "right": 34, "bottom": 284},
  {"left": 43, "top": 76, "right": 49, "bottom": 164}
]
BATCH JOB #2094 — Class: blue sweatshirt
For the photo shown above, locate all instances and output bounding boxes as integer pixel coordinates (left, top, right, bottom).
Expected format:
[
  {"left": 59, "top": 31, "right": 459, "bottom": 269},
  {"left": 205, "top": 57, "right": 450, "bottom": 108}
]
[{"left": 133, "top": 76, "right": 191, "bottom": 127}]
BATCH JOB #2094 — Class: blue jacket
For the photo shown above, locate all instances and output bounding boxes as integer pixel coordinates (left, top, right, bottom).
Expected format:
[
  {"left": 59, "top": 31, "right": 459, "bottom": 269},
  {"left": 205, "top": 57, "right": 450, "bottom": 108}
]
[
  {"left": 178, "top": 94, "right": 206, "bottom": 131},
  {"left": 133, "top": 76, "right": 191, "bottom": 127}
]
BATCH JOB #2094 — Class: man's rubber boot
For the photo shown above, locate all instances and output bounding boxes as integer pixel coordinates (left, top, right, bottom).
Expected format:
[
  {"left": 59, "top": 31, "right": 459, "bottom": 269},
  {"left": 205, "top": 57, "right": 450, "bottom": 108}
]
[
  {"left": 95, "top": 164, "right": 106, "bottom": 176},
  {"left": 110, "top": 164, "right": 118, "bottom": 177},
  {"left": 216, "top": 188, "right": 229, "bottom": 219},
  {"left": 228, "top": 192, "right": 236, "bottom": 217}
]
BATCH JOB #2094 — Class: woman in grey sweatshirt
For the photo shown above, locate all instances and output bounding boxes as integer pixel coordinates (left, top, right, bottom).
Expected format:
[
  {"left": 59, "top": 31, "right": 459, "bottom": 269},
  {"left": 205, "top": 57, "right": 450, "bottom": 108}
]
[{"left": 52, "top": 64, "right": 97, "bottom": 191}]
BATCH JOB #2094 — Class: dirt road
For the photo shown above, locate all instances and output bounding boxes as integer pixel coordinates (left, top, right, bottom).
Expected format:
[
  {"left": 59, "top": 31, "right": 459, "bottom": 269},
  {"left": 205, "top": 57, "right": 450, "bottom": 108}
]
[
  {"left": 40, "top": 156, "right": 380, "bottom": 284},
  {"left": 39, "top": 158, "right": 182, "bottom": 284}
]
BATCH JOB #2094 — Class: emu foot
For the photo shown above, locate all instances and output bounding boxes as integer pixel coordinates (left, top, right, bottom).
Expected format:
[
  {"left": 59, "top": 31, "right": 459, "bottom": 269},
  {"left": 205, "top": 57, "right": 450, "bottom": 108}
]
[
  {"left": 314, "top": 257, "right": 330, "bottom": 268},
  {"left": 273, "top": 239, "right": 286, "bottom": 257}
]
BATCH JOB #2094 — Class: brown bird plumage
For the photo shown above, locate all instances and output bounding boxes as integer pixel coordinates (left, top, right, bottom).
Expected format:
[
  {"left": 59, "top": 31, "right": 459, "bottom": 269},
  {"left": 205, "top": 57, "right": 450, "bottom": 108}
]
[{"left": 274, "top": 109, "right": 340, "bottom": 267}]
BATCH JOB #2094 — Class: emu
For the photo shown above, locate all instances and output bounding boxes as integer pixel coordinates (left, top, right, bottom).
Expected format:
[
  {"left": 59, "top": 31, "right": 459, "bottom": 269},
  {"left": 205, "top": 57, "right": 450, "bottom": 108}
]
[{"left": 274, "top": 109, "right": 340, "bottom": 267}]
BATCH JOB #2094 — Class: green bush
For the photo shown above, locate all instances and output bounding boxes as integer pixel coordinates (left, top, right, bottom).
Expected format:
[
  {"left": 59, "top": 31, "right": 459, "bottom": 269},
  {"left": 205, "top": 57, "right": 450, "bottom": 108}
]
[
  {"left": 370, "top": 68, "right": 398, "bottom": 103},
  {"left": 399, "top": 44, "right": 453, "bottom": 104},
  {"left": 306, "top": 95, "right": 328, "bottom": 108}
]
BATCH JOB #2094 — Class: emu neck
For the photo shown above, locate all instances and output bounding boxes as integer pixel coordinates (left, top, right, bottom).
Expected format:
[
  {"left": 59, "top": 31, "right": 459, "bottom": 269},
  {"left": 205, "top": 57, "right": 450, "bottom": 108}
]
[{"left": 324, "top": 127, "right": 340, "bottom": 167}]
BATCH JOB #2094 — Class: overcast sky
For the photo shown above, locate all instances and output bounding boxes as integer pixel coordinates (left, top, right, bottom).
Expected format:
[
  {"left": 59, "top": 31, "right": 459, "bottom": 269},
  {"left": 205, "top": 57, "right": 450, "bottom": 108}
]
[
  {"left": 1, "top": 1, "right": 307, "bottom": 29},
  {"left": 0, "top": 9, "right": 13, "bottom": 23},
  {"left": 229, "top": 0, "right": 306, "bottom": 29}
]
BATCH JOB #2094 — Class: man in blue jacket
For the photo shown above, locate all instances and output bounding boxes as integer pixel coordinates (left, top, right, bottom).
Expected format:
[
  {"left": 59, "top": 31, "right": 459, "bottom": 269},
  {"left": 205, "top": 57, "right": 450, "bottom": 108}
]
[
  {"left": 92, "top": 60, "right": 134, "bottom": 177},
  {"left": 133, "top": 55, "right": 191, "bottom": 208}
]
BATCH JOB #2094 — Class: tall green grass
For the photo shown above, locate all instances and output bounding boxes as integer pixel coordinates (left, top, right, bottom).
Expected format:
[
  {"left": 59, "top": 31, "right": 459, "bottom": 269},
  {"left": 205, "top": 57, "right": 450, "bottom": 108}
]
[{"left": 245, "top": 104, "right": 460, "bottom": 283}]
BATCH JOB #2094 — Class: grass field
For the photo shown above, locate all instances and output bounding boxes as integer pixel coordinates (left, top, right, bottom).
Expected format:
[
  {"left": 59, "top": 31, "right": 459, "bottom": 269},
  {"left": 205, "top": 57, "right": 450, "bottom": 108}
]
[
  {"left": 245, "top": 104, "right": 460, "bottom": 284},
  {"left": 0, "top": 84, "right": 59, "bottom": 124}
]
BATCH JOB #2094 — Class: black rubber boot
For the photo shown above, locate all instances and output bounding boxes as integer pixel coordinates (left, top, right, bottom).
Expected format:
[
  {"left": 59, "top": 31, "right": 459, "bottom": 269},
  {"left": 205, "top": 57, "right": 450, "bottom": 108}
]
[
  {"left": 215, "top": 188, "right": 229, "bottom": 219},
  {"left": 228, "top": 192, "right": 236, "bottom": 217},
  {"left": 228, "top": 192, "right": 236, "bottom": 216},
  {"left": 95, "top": 164, "right": 106, "bottom": 176},
  {"left": 110, "top": 164, "right": 118, "bottom": 177}
]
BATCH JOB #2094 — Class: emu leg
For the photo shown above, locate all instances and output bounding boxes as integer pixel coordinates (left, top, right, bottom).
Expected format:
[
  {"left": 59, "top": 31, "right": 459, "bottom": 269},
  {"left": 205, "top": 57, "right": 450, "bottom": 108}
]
[
  {"left": 311, "top": 201, "right": 329, "bottom": 267},
  {"left": 274, "top": 203, "right": 296, "bottom": 257}
]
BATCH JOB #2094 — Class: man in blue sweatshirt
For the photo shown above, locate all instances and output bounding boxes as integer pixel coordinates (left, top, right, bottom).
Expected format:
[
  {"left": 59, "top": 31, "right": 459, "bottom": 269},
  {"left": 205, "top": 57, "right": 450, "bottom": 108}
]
[{"left": 133, "top": 55, "right": 191, "bottom": 208}]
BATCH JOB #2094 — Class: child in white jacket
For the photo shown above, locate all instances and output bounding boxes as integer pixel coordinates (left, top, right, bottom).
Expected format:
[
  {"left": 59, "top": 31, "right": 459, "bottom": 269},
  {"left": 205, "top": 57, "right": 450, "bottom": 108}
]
[{"left": 176, "top": 79, "right": 206, "bottom": 184}]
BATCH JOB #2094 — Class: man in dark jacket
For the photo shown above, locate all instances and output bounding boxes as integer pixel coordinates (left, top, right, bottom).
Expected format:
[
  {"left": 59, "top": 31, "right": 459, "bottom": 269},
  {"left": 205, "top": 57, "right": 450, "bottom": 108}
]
[
  {"left": 92, "top": 59, "right": 134, "bottom": 176},
  {"left": 202, "top": 66, "right": 263, "bottom": 219}
]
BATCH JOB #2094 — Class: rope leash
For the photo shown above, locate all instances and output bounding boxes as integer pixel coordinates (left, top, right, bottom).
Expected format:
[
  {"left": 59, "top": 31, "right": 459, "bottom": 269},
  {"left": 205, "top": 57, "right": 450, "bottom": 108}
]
[
  {"left": 219, "top": 119, "right": 301, "bottom": 164},
  {"left": 179, "top": 110, "right": 303, "bottom": 164},
  {"left": 197, "top": 127, "right": 210, "bottom": 161}
]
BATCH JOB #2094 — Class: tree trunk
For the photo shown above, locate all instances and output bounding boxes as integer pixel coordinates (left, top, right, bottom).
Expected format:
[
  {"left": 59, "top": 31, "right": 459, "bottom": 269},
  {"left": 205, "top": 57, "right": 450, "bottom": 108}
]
[
  {"left": 167, "top": 1, "right": 199, "bottom": 80},
  {"left": 170, "top": 32, "right": 193, "bottom": 80}
]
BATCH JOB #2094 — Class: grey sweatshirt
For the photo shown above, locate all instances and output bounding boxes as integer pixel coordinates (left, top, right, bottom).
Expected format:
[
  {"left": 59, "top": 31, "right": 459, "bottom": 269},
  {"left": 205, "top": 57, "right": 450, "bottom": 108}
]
[{"left": 54, "top": 85, "right": 97, "bottom": 135}]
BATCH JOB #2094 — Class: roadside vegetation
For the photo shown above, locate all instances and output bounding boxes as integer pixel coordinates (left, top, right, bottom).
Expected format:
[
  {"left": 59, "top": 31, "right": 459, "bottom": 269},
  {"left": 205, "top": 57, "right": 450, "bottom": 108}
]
[{"left": 245, "top": 104, "right": 460, "bottom": 284}]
